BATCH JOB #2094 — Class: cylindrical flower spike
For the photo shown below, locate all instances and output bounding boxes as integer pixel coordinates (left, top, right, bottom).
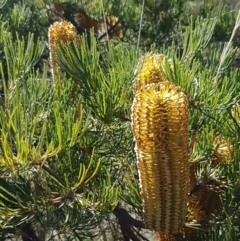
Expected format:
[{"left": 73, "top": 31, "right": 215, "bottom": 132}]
[
  {"left": 48, "top": 20, "right": 78, "bottom": 78},
  {"left": 134, "top": 53, "right": 170, "bottom": 93},
  {"left": 131, "top": 81, "right": 189, "bottom": 234}
]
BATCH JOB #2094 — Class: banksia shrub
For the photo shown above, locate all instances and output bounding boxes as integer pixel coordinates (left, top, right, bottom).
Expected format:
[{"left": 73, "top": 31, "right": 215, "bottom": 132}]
[
  {"left": 133, "top": 53, "right": 169, "bottom": 93},
  {"left": 48, "top": 20, "right": 78, "bottom": 78},
  {"left": 131, "top": 81, "right": 189, "bottom": 235}
]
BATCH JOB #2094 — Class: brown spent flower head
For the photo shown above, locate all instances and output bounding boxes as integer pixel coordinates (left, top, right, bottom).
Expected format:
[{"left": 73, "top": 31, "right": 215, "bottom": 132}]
[
  {"left": 186, "top": 182, "right": 222, "bottom": 229},
  {"left": 48, "top": 20, "right": 78, "bottom": 77},
  {"left": 99, "top": 15, "right": 123, "bottom": 40},
  {"left": 184, "top": 136, "right": 228, "bottom": 236},
  {"left": 131, "top": 81, "right": 189, "bottom": 234},
  {"left": 106, "top": 15, "right": 123, "bottom": 39},
  {"left": 185, "top": 163, "right": 224, "bottom": 238},
  {"left": 134, "top": 53, "right": 170, "bottom": 93},
  {"left": 212, "top": 136, "right": 232, "bottom": 167},
  {"left": 75, "top": 12, "right": 98, "bottom": 34}
]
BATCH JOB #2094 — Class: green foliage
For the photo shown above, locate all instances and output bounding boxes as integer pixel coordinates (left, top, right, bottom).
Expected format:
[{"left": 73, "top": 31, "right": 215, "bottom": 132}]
[
  {"left": 0, "top": 18, "right": 122, "bottom": 239},
  {"left": 0, "top": 1, "right": 49, "bottom": 40},
  {"left": 56, "top": 33, "right": 138, "bottom": 124},
  {"left": 187, "top": 0, "right": 238, "bottom": 43}
]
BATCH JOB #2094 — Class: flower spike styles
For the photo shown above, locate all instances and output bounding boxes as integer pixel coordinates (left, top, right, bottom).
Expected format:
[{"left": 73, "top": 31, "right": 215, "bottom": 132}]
[
  {"left": 134, "top": 53, "right": 170, "bottom": 93},
  {"left": 131, "top": 81, "right": 189, "bottom": 235},
  {"left": 48, "top": 20, "right": 78, "bottom": 78}
]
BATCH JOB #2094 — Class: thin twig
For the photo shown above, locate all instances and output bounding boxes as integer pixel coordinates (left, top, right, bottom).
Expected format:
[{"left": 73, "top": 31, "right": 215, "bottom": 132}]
[
  {"left": 0, "top": 0, "right": 7, "bottom": 9},
  {"left": 101, "top": 0, "right": 111, "bottom": 58},
  {"left": 137, "top": 0, "right": 145, "bottom": 51}
]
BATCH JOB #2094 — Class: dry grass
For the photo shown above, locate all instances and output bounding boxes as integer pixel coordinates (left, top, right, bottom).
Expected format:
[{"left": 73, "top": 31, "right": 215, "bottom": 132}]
[{"left": 214, "top": 9, "right": 240, "bottom": 84}]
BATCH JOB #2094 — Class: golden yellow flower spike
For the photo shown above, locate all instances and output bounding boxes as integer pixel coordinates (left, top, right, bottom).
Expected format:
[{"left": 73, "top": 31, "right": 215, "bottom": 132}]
[
  {"left": 133, "top": 53, "right": 170, "bottom": 93},
  {"left": 131, "top": 81, "right": 189, "bottom": 235},
  {"left": 48, "top": 20, "right": 78, "bottom": 78}
]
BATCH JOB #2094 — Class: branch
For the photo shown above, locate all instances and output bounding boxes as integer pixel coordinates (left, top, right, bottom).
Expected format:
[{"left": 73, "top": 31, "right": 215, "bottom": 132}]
[
  {"left": 21, "top": 222, "right": 40, "bottom": 241},
  {"left": 113, "top": 206, "right": 147, "bottom": 241},
  {"left": 113, "top": 207, "right": 145, "bottom": 229}
]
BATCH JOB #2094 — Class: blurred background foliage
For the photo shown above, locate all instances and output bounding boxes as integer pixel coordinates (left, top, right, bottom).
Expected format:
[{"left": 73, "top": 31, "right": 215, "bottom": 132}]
[{"left": 0, "top": 0, "right": 240, "bottom": 240}]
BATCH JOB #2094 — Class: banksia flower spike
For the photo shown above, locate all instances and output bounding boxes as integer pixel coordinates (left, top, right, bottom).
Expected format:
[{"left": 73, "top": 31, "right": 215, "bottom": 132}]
[
  {"left": 133, "top": 53, "right": 170, "bottom": 93},
  {"left": 131, "top": 81, "right": 189, "bottom": 236},
  {"left": 48, "top": 20, "right": 78, "bottom": 78},
  {"left": 186, "top": 168, "right": 223, "bottom": 232}
]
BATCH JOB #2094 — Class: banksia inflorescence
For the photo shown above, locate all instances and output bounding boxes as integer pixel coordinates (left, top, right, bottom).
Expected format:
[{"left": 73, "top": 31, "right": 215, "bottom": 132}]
[
  {"left": 131, "top": 53, "right": 189, "bottom": 238},
  {"left": 133, "top": 53, "right": 170, "bottom": 93},
  {"left": 186, "top": 166, "right": 224, "bottom": 233},
  {"left": 48, "top": 20, "right": 78, "bottom": 78}
]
